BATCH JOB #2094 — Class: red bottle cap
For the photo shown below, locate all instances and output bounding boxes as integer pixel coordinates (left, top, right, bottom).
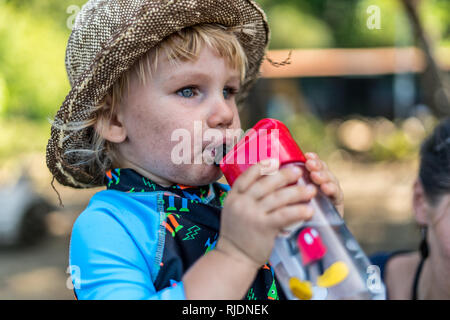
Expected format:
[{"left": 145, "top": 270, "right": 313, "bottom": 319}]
[{"left": 220, "top": 118, "right": 306, "bottom": 186}]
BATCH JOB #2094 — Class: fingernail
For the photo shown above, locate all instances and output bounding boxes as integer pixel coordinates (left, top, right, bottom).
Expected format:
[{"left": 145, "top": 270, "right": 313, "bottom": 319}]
[
  {"left": 306, "top": 185, "right": 316, "bottom": 193},
  {"left": 261, "top": 158, "right": 278, "bottom": 166},
  {"left": 259, "top": 158, "right": 279, "bottom": 176}
]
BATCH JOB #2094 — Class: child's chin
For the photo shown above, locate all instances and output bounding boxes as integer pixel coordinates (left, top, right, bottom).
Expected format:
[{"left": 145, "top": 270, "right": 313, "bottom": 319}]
[{"left": 185, "top": 164, "right": 223, "bottom": 186}]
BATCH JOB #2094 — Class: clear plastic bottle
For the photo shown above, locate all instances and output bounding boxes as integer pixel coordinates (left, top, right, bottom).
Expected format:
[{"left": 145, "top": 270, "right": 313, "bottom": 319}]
[{"left": 220, "top": 118, "right": 386, "bottom": 300}]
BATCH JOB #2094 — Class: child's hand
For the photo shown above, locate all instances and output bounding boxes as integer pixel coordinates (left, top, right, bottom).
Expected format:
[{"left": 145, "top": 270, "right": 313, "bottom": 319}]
[
  {"left": 217, "top": 159, "right": 316, "bottom": 269},
  {"left": 304, "top": 152, "right": 344, "bottom": 217}
]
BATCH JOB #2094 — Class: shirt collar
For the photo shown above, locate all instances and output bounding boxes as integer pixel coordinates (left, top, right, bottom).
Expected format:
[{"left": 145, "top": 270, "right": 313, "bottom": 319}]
[{"left": 104, "top": 168, "right": 216, "bottom": 204}]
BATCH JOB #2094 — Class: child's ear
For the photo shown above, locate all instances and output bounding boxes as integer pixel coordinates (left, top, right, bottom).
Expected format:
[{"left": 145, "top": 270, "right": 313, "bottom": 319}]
[
  {"left": 413, "top": 179, "right": 429, "bottom": 226},
  {"left": 94, "top": 96, "right": 127, "bottom": 144}
]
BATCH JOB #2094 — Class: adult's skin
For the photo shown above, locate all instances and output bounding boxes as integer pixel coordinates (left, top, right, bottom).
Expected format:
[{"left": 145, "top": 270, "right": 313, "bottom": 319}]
[{"left": 379, "top": 118, "right": 450, "bottom": 300}]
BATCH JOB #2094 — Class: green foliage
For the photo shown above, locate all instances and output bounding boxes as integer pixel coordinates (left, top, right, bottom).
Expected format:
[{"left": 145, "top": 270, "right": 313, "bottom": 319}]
[
  {"left": 0, "top": 3, "right": 71, "bottom": 119},
  {"left": 420, "top": 0, "right": 450, "bottom": 45},
  {"left": 285, "top": 113, "right": 336, "bottom": 158},
  {"left": 264, "top": 4, "right": 334, "bottom": 49},
  {"left": 0, "top": 76, "right": 7, "bottom": 115},
  {"left": 257, "top": 0, "right": 449, "bottom": 49},
  {"left": 0, "top": 117, "right": 50, "bottom": 162},
  {"left": 4, "top": 0, "right": 87, "bottom": 29},
  {"left": 0, "top": 0, "right": 87, "bottom": 120},
  {"left": 353, "top": 0, "right": 413, "bottom": 47},
  {"left": 370, "top": 130, "right": 417, "bottom": 161}
]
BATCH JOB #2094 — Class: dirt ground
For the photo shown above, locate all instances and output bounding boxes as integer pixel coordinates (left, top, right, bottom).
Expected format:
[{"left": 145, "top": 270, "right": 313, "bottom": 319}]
[{"left": 0, "top": 153, "right": 420, "bottom": 299}]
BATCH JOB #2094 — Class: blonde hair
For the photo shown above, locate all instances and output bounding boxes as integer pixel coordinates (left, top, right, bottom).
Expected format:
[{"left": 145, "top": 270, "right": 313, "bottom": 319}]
[{"left": 66, "top": 24, "right": 248, "bottom": 178}]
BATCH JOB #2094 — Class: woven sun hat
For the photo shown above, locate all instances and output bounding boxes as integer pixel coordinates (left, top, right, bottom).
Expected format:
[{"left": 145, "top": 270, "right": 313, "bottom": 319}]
[{"left": 46, "top": 0, "right": 270, "bottom": 189}]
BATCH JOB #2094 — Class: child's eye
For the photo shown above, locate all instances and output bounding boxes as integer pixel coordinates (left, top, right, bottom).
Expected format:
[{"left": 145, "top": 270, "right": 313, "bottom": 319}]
[
  {"left": 177, "top": 87, "right": 197, "bottom": 98},
  {"left": 223, "top": 86, "right": 239, "bottom": 100}
]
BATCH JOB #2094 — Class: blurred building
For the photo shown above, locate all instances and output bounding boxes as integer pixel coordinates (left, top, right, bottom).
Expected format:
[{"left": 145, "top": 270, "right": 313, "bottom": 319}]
[{"left": 242, "top": 47, "right": 450, "bottom": 127}]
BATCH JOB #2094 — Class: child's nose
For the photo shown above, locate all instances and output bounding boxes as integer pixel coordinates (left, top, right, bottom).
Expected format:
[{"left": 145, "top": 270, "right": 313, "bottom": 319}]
[{"left": 207, "top": 96, "right": 235, "bottom": 129}]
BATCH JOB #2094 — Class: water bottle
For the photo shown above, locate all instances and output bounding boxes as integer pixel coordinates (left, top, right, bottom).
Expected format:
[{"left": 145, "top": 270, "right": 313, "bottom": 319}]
[{"left": 219, "top": 118, "right": 386, "bottom": 300}]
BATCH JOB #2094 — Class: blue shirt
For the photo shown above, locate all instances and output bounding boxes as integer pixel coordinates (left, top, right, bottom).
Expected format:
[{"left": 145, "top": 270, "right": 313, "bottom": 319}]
[{"left": 70, "top": 189, "right": 186, "bottom": 299}]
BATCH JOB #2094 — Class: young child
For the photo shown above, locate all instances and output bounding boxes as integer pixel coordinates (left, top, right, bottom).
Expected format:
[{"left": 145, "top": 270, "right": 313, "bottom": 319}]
[{"left": 47, "top": 0, "right": 344, "bottom": 300}]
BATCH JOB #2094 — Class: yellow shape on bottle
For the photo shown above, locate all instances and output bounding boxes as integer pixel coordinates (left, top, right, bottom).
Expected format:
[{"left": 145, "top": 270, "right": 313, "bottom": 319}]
[
  {"left": 289, "top": 277, "right": 313, "bottom": 300},
  {"left": 317, "top": 261, "right": 349, "bottom": 288}
]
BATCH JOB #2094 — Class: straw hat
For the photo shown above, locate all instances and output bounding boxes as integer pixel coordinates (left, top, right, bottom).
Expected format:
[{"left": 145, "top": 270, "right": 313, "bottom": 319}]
[{"left": 46, "top": 0, "right": 269, "bottom": 189}]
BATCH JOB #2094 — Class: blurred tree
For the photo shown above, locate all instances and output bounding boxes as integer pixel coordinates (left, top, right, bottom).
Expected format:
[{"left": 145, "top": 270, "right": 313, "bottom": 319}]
[
  {"left": 266, "top": 4, "right": 334, "bottom": 49},
  {"left": 4, "top": 0, "right": 86, "bottom": 29},
  {"left": 257, "top": 0, "right": 449, "bottom": 49},
  {"left": 401, "top": 0, "right": 450, "bottom": 117},
  {"left": 258, "top": 0, "right": 413, "bottom": 49},
  {"left": 420, "top": 0, "right": 450, "bottom": 46},
  {"left": 0, "top": 0, "right": 86, "bottom": 119},
  {"left": 0, "top": 3, "right": 70, "bottom": 119},
  {"left": 0, "top": 76, "right": 7, "bottom": 115}
]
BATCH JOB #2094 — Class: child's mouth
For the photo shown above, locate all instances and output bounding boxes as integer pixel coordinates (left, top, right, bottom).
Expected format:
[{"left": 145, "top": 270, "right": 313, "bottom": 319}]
[{"left": 213, "top": 143, "right": 228, "bottom": 167}]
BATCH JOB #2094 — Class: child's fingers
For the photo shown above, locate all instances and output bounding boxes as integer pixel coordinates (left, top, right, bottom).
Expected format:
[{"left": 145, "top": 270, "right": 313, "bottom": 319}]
[
  {"left": 262, "top": 184, "right": 317, "bottom": 212},
  {"left": 247, "top": 165, "right": 302, "bottom": 199},
  {"left": 320, "top": 182, "right": 344, "bottom": 217},
  {"left": 233, "top": 159, "right": 279, "bottom": 193},
  {"left": 267, "top": 204, "right": 314, "bottom": 230},
  {"left": 305, "top": 152, "right": 318, "bottom": 160},
  {"left": 310, "top": 171, "right": 325, "bottom": 185},
  {"left": 305, "top": 158, "right": 328, "bottom": 173},
  {"left": 321, "top": 182, "right": 344, "bottom": 202},
  {"left": 305, "top": 153, "right": 331, "bottom": 173},
  {"left": 312, "top": 172, "right": 343, "bottom": 202},
  {"left": 310, "top": 170, "right": 335, "bottom": 185},
  {"left": 320, "top": 182, "right": 337, "bottom": 197}
]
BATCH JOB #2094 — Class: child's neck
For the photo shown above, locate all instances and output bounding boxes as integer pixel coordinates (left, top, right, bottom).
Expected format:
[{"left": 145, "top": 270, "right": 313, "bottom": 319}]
[{"left": 119, "top": 159, "right": 173, "bottom": 188}]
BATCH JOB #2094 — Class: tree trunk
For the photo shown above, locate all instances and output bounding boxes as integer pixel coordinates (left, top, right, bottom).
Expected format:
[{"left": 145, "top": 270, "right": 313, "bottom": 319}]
[{"left": 400, "top": 0, "right": 450, "bottom": 117}]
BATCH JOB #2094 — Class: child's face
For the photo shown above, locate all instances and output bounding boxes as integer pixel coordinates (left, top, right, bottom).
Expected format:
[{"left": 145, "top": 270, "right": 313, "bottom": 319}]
[{"left": 113, "top": 46, "right": 242, "bottom": 186}]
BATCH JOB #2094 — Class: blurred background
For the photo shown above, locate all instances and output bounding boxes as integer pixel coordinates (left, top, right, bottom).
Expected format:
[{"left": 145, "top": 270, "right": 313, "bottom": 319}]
[{"left": 0, "top": 0, "right": 449, "bottom": 299}]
